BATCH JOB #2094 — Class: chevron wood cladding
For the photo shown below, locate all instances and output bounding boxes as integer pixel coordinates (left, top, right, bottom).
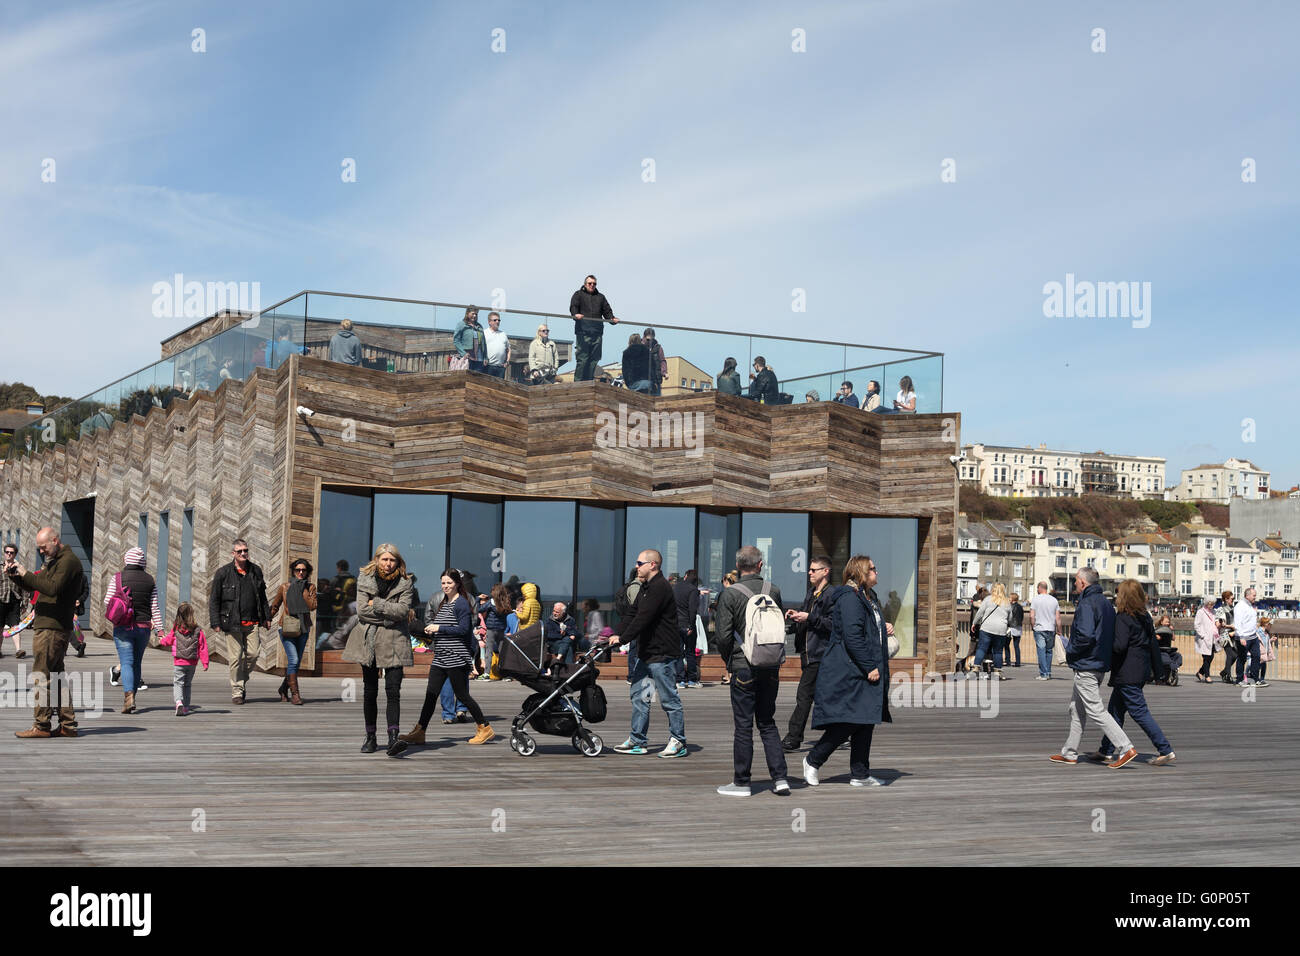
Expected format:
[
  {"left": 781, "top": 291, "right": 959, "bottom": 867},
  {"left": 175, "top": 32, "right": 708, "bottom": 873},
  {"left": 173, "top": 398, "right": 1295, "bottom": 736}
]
[{"left": 1, "top": 355, "right": 959, "bottom": 668}]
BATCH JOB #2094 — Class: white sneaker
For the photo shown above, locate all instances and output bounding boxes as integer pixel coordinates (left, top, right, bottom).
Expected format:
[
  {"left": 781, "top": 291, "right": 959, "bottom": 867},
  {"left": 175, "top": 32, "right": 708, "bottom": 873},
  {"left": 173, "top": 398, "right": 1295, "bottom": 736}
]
[
  {"left": 773, "top": 779, "right": 791, "bottom": 796},
  {"left": 850, "top": 776, "right": 884, "bottom": 787},
  {"left": 658, "top": 738, "right": 687, "bottom": 758},
  {"left": 716, "top": 783, "right": 752, "bottom": 797},
  {"left": 802, "top": 756, "right": 820, "bottom": 786}
]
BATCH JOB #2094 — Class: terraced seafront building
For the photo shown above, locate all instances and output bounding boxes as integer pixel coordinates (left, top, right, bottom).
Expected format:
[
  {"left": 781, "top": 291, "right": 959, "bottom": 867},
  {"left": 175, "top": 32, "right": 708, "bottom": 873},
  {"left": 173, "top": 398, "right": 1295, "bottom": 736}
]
[{"left": 1, "top": 291, "right": 959, "bottom": 676}]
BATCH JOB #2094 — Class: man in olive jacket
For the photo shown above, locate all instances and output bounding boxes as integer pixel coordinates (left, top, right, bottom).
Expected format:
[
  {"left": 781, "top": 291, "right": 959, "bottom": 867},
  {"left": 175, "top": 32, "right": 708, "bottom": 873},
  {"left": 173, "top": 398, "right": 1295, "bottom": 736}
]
[
  {"left": 9, "top": 526, "right": 85, "bottom": 738},
  {"left": 208, "top": 538, "right": 271, "bottom": 704}
]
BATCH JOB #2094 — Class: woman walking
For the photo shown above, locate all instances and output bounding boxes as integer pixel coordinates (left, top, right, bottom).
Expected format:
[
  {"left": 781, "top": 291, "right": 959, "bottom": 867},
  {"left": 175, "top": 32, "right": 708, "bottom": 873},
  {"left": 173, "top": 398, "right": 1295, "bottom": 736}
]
[
  {"left": 970, "top": 583, "right": 1011, "bottom": 679},
  {"left": 342, "top": 544, "right": 415, "bottom": 754},
  {"left": 1193, "top": 596, "right": 1218, "bottom": 682},
  {"left": 802, "top": 555, "right": 892, "bottom": 788},
  {"left": 270, "top": 558, "right": 316, "bottom": 705},
  {"left": 104, "top": 547, "right": 164, "bottom": 714},
  {"left": 392, "top": 568, "right": 495, "bottom": 756},
  {"left": 1006, "top": 592, "right": 1024, "bottom": 667},
  {"left": 1089, "top": 579, "right": 1175, "bottom": 766}
]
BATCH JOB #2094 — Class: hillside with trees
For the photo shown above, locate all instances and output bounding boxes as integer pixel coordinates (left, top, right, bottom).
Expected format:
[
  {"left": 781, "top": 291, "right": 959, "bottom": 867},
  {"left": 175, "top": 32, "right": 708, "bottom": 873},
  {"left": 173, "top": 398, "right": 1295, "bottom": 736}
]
[
  {"left": 0, "top": 382, "right": 74, "bottom": 412},
  {"left": 959, "top": 487, "right": 1211, "bottom": 541}
]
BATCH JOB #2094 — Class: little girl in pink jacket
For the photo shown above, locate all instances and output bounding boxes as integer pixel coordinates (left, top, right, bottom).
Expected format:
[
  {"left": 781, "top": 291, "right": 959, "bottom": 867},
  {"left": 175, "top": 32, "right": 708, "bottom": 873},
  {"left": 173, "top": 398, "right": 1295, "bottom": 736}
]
[{"left": 159, "top": 602, "right": 209, "bottom": 716}]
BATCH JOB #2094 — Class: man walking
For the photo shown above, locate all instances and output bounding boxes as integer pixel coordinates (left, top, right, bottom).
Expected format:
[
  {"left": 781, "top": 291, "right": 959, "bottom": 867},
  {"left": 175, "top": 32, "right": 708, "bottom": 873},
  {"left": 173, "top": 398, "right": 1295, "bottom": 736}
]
[
  {"left": 8, "top": 527, "right": 85, "bottom": 739},
  {"left": 208, "top": 538, "right": 271, "bottom": 704},
  {"left": 1028, "top": 581, "right": 1060, "bottom": 680},
  {"left": 1051, "top": 567, "right": 1137, "bottom": 768},
  {"left": 1215, "top": 590, "right": 1238, "bottom": 683},
  {"left": 714, "top": 546, "right": 789, "bottom": 796},
  {"left": 0, "top": 542, "right": 31, "bottom": 658},
  {"left": 1234, "top": 587, "right": 1262, "bottom": 686},
  {"left": 482, "top": 311, "right": 511, "bottom": 379},
  {"left": 610, "top": 549, "right": 687, "bottom": 758},
  {"left": 569, "top": 275, "right": 618, "bottom": 382},
  {"left": 782, "top": 555, "right": 835, "bottom": 751}
]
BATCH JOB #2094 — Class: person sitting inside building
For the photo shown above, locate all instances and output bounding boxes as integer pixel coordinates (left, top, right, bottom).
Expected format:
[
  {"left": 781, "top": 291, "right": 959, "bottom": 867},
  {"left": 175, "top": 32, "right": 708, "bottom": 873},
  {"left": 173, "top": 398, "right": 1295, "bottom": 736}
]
[{"left": 543, "top": 602, "right": 579, "bottom": 668}]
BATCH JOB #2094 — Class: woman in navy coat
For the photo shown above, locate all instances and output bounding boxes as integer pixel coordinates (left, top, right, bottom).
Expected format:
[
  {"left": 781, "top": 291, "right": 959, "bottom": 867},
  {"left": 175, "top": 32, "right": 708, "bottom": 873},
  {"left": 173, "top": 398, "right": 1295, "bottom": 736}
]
[{"left": 804, "top": 555, "right": 892, "bottom": 787}]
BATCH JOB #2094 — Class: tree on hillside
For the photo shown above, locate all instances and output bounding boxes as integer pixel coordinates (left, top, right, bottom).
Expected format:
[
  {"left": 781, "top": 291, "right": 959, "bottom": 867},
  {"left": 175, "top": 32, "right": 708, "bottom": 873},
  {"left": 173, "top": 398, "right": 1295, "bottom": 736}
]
[{"left": 0, "top": 382, "right": 74, "bottom": 411}]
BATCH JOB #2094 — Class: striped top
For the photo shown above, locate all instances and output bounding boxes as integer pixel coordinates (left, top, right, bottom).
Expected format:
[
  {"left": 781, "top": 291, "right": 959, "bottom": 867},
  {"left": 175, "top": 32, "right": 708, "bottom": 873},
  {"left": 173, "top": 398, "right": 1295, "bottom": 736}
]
[
  {"left": 104, "top": 572, "right": 163, "bottom": 631},
  {"left": 431, "top": 597, "right": 474, "bottom": 669}
]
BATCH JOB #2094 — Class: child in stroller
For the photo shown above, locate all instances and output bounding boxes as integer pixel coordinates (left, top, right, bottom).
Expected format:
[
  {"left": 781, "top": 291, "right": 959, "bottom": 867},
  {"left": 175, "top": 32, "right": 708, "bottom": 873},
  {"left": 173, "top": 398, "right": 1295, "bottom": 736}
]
[
  {"left": 1150, "top": 614, "right": 1182, "bottom": 686},
  {"left": 496, "top": 622, "right": 610, "bottom": 757}
]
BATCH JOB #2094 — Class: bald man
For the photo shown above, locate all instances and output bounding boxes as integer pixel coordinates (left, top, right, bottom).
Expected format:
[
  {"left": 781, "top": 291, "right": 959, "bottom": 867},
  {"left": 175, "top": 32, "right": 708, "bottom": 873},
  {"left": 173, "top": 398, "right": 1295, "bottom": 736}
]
[{"left": 8, "top": 526, "right": 85, "bottom": 738}]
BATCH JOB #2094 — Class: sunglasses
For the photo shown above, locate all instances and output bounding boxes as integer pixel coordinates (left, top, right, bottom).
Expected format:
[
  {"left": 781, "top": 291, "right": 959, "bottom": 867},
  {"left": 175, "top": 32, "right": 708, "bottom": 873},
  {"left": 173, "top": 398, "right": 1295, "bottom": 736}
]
[
  {"left": 292, "top": 566, "right": 307, "bottom": 573},
  {"left": 635, "top": 560, "right": 655, "bottom": 567},
  {"left": 234, "top": 549, "right": 249, "bottom": 555}
]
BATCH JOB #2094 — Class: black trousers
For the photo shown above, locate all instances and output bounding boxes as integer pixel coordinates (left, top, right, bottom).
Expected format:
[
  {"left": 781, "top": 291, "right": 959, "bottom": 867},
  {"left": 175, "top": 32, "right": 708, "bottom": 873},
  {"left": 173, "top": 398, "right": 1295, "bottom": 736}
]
[
  {"left": 679, "top": 629, "right": 699, "bottom": 682},
  {"left": 361, "top": 665, "right": 403, "bottom": 732},
  {"left": 418, "top": 664, "right": 485, "bottom": 727},
  {"left": 785, "top": 656, "right": 820, "bottom": 744},
  {"left": 1198, "top": 653, "right": 1213, "bottom": 678},
  {"left": 573, "top": 330, "right": 603, "bottom": 381},
  {"left": 1219, "top": 642, "right": 1238, "bottom": 681},
  {"left": 808, "top": 722, "right": 875, "bottom": 780},
  {"left": 730, "top": 667, "right": 787, "bottom": 786}
]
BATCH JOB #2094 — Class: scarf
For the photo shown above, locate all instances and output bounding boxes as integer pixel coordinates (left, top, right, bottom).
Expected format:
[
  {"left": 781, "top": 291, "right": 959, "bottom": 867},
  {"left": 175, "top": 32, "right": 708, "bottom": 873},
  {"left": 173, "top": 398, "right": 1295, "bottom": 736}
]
[{"left": 286, "top": 578, "right": 311, "bottom": 615}]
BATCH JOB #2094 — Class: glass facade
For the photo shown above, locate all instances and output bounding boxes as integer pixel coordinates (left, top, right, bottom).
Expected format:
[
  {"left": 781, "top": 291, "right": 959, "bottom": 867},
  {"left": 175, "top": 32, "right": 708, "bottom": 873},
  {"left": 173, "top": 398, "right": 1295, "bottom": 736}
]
[
  {"left": 179, "top": 509, "right": 194, "bottom": 604},
  {"left": 315, "top": 490, "right": 924, "bottom": 658},
  {"left": 157, "top": 511, "right": 170, "bottom": 619},
  {"left": 851, "top": 518, "right": 919, "bottom": 657}
]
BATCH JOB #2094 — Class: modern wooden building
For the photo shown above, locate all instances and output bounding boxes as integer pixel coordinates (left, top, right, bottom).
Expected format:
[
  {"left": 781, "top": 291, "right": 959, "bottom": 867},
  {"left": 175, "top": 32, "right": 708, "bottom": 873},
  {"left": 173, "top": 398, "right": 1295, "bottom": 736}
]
[{"left": 1, "top": 291, "right": 958, "bottom": 676}]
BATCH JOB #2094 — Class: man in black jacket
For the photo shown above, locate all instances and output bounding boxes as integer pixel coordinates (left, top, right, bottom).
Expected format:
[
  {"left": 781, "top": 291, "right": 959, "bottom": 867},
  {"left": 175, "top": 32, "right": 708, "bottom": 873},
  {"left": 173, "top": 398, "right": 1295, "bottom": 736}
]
[
  {"left": 748, "top": 356, "right": 779, "bottom": 403},
  {"left": 782, "top": 555, "right": 835, "bottom": 751},
  {"left": 611, "top": 549, "right": 687, "bottom": 757},
  {"left": 208, "top": 538, "right": 271, "bottom": 704},
  {"left": 569, "top": 274, "right": 619, "bottom": 382},
  {"left": 673, "top": 570, "right": 702, "bottom": 687}
]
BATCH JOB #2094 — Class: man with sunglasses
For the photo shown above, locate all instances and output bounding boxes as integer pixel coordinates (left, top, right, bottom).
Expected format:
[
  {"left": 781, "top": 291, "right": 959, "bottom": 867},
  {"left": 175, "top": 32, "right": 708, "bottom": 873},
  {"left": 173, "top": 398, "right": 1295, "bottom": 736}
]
[
  {"left": 609, "top": 550, "right": 688, "bottom": 757},
  {"left": 208, "top": 539, "right": 271, "bottom": 704},
  {"left": 569, "top": 274, "right": 619, "bottom": 382},
  {"left": 782, "top": 555, "right": 836, "bottom": 752},
  {"left": 0, "top": 543, "right": 32, "bottom": 658}
]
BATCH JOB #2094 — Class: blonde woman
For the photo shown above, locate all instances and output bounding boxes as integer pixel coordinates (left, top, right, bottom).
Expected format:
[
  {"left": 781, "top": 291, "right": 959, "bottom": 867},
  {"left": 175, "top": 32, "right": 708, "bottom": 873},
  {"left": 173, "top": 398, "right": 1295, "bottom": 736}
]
[
  {"left": 970, "top": 583, "right": 1012, "bottom": 679},
  {"left": 342, "top": 543, "right": 415, "bottom": 754},
  {"left": 528, "top": 323, "right": 558, "bottom": 384}
]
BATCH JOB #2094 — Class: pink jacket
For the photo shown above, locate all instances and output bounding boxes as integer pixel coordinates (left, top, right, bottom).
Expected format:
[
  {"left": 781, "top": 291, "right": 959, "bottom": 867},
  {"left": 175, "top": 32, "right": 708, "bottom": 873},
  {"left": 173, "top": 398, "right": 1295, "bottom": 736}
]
[
  {"left": 160, "top": 626, "right": 210, "bottom": 668},
  {"left": 1193, "top": 607, "right": 1219, "bottom": 656}
]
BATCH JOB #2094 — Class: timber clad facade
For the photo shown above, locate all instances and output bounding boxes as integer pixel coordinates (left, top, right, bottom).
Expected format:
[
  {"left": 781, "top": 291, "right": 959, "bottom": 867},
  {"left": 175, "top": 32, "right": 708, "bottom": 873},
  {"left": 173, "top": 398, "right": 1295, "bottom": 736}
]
[{"left": 2, "top": 355, "right": 960, "bottom": 674}]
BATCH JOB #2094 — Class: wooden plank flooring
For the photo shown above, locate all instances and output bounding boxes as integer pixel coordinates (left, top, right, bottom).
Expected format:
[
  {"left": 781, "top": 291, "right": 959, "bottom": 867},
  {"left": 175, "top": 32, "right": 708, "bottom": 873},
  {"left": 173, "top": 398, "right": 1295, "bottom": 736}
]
[{"left": 3, "top": 641, "right": 1296, "bottom": 866}]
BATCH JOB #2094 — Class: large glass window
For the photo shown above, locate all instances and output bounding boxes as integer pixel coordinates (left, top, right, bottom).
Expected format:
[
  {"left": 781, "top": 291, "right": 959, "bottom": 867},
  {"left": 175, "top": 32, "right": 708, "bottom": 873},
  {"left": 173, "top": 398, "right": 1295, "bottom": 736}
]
[
  {"left": 179, "top": 509, "right": 194, "bottom": 604},
  {"left": 449, "top": 496, "right": 502, "bottom": 597},
  {"left": 319, "top": 489, "right": 373, "bottom": 585},
  {"left": 577, "top": 503, "right": 625, "bottom": 605},
  {"left": 625, "top": 506, "right": 695, "bottom": 579},
  {"left": 741, "top": 511, "right": 809, "bottom": 608},
  {"left": 697, "top": 511, "right": 740, "bottom": 594},
  {"left": 503, "top": 500, "right": 576, "bottom": 608},
  {"left": 850, "top": 518, "right": 919, "bottom": 657},
  {"left": 158, "top": 512, "right": 170, "bottom": 620},
  {"left": 138, "top": 514, "right": 148, "bottom": 552},
  {"left": 373, "top": 493, "right": 447, "bottom": 611}
]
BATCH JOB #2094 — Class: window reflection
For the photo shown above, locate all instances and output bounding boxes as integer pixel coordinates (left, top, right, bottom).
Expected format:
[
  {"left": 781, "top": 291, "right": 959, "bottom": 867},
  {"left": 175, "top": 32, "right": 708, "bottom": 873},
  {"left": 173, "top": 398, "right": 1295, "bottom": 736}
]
[
  {"left": 449, "top": 496, "right": 502, "bottom": 597},
  {"left": 625, "top": 507, "right": 695, "bottom": 579},
  {"left": 850, "top": 518, "right": 918, "bottom": 657},
  {"left": 503, "top": 500, "right": 576, "bottom": 607},
  {"left": 740, "top": 512, "right": 809, "bottom": 607},
  {"left": 697, "top": 511, "right": 740, "bottom": 593},
  {"left": 373, "top": 493, "right": 447, "bottom": 613},
  {"left": 577, "top": 504, "right": 625, "bottom": 608}
]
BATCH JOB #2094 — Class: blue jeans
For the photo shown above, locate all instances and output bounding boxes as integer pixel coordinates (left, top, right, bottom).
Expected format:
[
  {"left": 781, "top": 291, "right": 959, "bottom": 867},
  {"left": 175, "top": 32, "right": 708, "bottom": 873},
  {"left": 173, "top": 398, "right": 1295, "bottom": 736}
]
[
  {"left": 628, "top": 658, "right": 685, "bottom": 747},
  {"left": 1034, "top": 630, "right": 1054, "bottom": 677},
  {"left": 113, "top": 624, "right": 151, "bottom": 693},
  {"left": 1099, "top": 684, "right": 1172, "bottom": 756},
  {"left": 440, "top": 679, "right": 465, "bottom": 720},
  {"left": 972, "top": 631, "right": 1004, "bottom": 668},
  {"left": 281, "top": 631, "right": 308, "bottom": 676}
]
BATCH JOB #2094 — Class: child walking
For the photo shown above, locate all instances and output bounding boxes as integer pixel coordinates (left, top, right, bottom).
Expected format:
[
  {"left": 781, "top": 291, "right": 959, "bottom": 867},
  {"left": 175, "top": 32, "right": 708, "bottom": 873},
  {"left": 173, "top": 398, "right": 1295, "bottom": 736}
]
[{"left": 159, "top": 603, "right": 209, "bottom": 716}]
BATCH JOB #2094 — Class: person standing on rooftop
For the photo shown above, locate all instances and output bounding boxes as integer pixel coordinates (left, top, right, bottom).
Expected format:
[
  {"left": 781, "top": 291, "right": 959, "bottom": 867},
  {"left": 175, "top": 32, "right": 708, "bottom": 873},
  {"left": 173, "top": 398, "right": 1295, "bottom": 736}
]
[
  {"left": 570, "top": 275, "right": 618, "bottom": 381},
  {"left": 482, "top": 311, "right": 511, "bottom": 379},
  {"left": 329, "top": 319, "right": 363, "bottom": 365},
  {"left": 453, "top": 306, "right": 486, "bottom": 373},
  {"left": 716, "top": 357, "right": 742, "bottom": 396},
  {"left": 748, "top": 356, "right": 779, "bottom": 404}
]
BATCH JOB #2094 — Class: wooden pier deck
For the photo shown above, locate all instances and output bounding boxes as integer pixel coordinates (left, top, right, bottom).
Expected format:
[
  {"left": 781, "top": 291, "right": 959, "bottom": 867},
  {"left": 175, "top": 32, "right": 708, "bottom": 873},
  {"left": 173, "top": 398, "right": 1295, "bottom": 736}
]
[{"left": 2, "top": 643, "right": 1296, "bottom": 866}]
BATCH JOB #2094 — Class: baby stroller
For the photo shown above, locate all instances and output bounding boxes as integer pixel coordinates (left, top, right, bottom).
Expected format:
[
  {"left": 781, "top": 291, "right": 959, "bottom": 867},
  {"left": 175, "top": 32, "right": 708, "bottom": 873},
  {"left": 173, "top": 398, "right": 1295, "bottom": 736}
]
[
  {"left": 496, "top": 622, "right": 609, "bottom": 757},
  {"left": 1150, "top": 645, "right": 1182, "bottom": 686}
]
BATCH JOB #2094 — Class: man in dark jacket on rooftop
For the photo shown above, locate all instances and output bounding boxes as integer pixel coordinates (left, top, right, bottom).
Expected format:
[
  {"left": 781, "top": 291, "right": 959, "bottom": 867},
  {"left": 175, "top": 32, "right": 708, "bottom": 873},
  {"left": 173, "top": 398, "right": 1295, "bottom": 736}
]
[
  {"left": 1052, "top": 567, "right": 1136, "bottom": 768},
  {"left": 611, "top": 549, "right": 686, "bottom": 757},
  {"left": 569, "top": 274, "right": 619, "bottom": 382}
]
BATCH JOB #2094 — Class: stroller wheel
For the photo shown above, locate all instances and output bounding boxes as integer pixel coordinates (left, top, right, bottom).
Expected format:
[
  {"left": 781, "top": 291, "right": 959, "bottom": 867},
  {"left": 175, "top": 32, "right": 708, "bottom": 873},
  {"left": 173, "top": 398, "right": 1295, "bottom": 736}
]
[
  {"left": 570, "top": 733, "right": 584, "bottom": 753},
  {"left": 515, "top": 733, "right": 536, "bottom": 756},
  {"left": 509, "top": 735, "right": 519, "bottom": 752},
  {"left": 578, "top": 732, "right": 603, "bottom": 757},
  {"left": 1168, "top": 669, "right": 1179, "bottom": 687}
]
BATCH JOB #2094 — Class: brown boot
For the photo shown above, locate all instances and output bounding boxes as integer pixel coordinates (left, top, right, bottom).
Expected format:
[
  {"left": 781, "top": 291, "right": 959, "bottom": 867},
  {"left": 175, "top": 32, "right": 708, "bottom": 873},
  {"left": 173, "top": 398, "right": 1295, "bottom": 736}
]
[
  {"left": 278, "top": 677, "right": 290, "bottom": 702},
  {"left": 122, "top": 692, "right": 136, "bottom": 714},
  {"left": 468, "top": 723, "right": 495, "bottom": 745},
  {"left": 14, "top": 726, "right": 51, "bottom": 738},
  {"left": 397, "top": 723, "right": 425, "bottom": 744},
  {"left": 289, "top": 674, "right": 303, "bottom": 706}
]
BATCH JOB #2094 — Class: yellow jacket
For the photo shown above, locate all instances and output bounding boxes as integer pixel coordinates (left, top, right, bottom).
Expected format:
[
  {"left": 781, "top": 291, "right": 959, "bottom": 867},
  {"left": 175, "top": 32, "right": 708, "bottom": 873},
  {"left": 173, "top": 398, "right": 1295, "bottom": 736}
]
[{"left": 515, "top": 583, "right": 542, "bottom": 630}]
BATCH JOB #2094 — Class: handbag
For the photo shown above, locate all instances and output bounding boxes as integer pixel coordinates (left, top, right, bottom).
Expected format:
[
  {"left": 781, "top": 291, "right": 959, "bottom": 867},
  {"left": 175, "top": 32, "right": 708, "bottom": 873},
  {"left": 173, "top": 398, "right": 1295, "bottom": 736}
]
[
  {"left": 449, "top": 354, "right": 469, "bottom": 371},
  {"left": 695, "top": 614, "right": 708, "bottom": 654},
  {"left": 281, "top": 613, "right": 303, "bottom": 638},
  {"left": 1052, "top": 636, "right": 1068, "bottom": 667}
]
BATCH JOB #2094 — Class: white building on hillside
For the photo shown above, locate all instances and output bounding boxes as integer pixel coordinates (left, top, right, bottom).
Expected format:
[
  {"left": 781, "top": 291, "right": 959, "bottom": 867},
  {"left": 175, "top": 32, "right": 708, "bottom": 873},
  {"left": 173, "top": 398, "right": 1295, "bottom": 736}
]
[
  {"left": 1171, "top": 458, "right": 1270, "bottom": 504},
  {"left": 961, "top": 443, "right": 1165, "bottom": 500}
]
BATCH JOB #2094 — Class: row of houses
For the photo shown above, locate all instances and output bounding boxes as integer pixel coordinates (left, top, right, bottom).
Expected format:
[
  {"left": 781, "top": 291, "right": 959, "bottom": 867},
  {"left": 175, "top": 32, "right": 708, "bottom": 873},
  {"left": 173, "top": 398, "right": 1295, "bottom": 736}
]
[{"left": 957, "top": 516, "right": 1300, "bottom": 605}]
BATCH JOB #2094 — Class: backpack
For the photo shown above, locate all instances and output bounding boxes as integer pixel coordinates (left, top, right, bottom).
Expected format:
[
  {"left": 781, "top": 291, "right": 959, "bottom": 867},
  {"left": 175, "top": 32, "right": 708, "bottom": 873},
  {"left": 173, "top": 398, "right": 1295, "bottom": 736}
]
[
  {"left": 106, "top": 573, "right": 135, "bottom": 627},
  {"left": 173, "top": 627, "right": 201, "bottom": 661},
  {"left": 580, "top": 683, "right": 607, "bottom": 723},
  {"left": 614, "top": 579, "right": 642, "bottom": 624},
  {"left": 729, "top": 580, "right": 787, "bottom": 668}
]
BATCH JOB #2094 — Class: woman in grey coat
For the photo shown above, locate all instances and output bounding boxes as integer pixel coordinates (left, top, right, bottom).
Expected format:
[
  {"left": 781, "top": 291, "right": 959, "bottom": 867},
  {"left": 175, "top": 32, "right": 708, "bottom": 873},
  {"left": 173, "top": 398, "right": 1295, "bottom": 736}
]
[{"left": 342, "top": 543, "right": 414, "bottom": 753}]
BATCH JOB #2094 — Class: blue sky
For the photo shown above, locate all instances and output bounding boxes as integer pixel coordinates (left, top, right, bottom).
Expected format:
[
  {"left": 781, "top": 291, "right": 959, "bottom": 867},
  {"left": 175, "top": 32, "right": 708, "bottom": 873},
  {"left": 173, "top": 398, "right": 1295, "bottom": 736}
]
[{"left": 2, "top": 0, "right": 1297, "bottom": 487}]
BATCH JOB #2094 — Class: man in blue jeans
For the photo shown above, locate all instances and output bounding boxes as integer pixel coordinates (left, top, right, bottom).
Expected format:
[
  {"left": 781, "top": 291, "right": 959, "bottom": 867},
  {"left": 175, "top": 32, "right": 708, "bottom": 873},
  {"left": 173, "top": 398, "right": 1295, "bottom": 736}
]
[
  {"left": 610, "top": 549, "right": 687, "bottom": 757},
  {"left": 1028, "top": 581, "right": 1060, "bottom": 680}
]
